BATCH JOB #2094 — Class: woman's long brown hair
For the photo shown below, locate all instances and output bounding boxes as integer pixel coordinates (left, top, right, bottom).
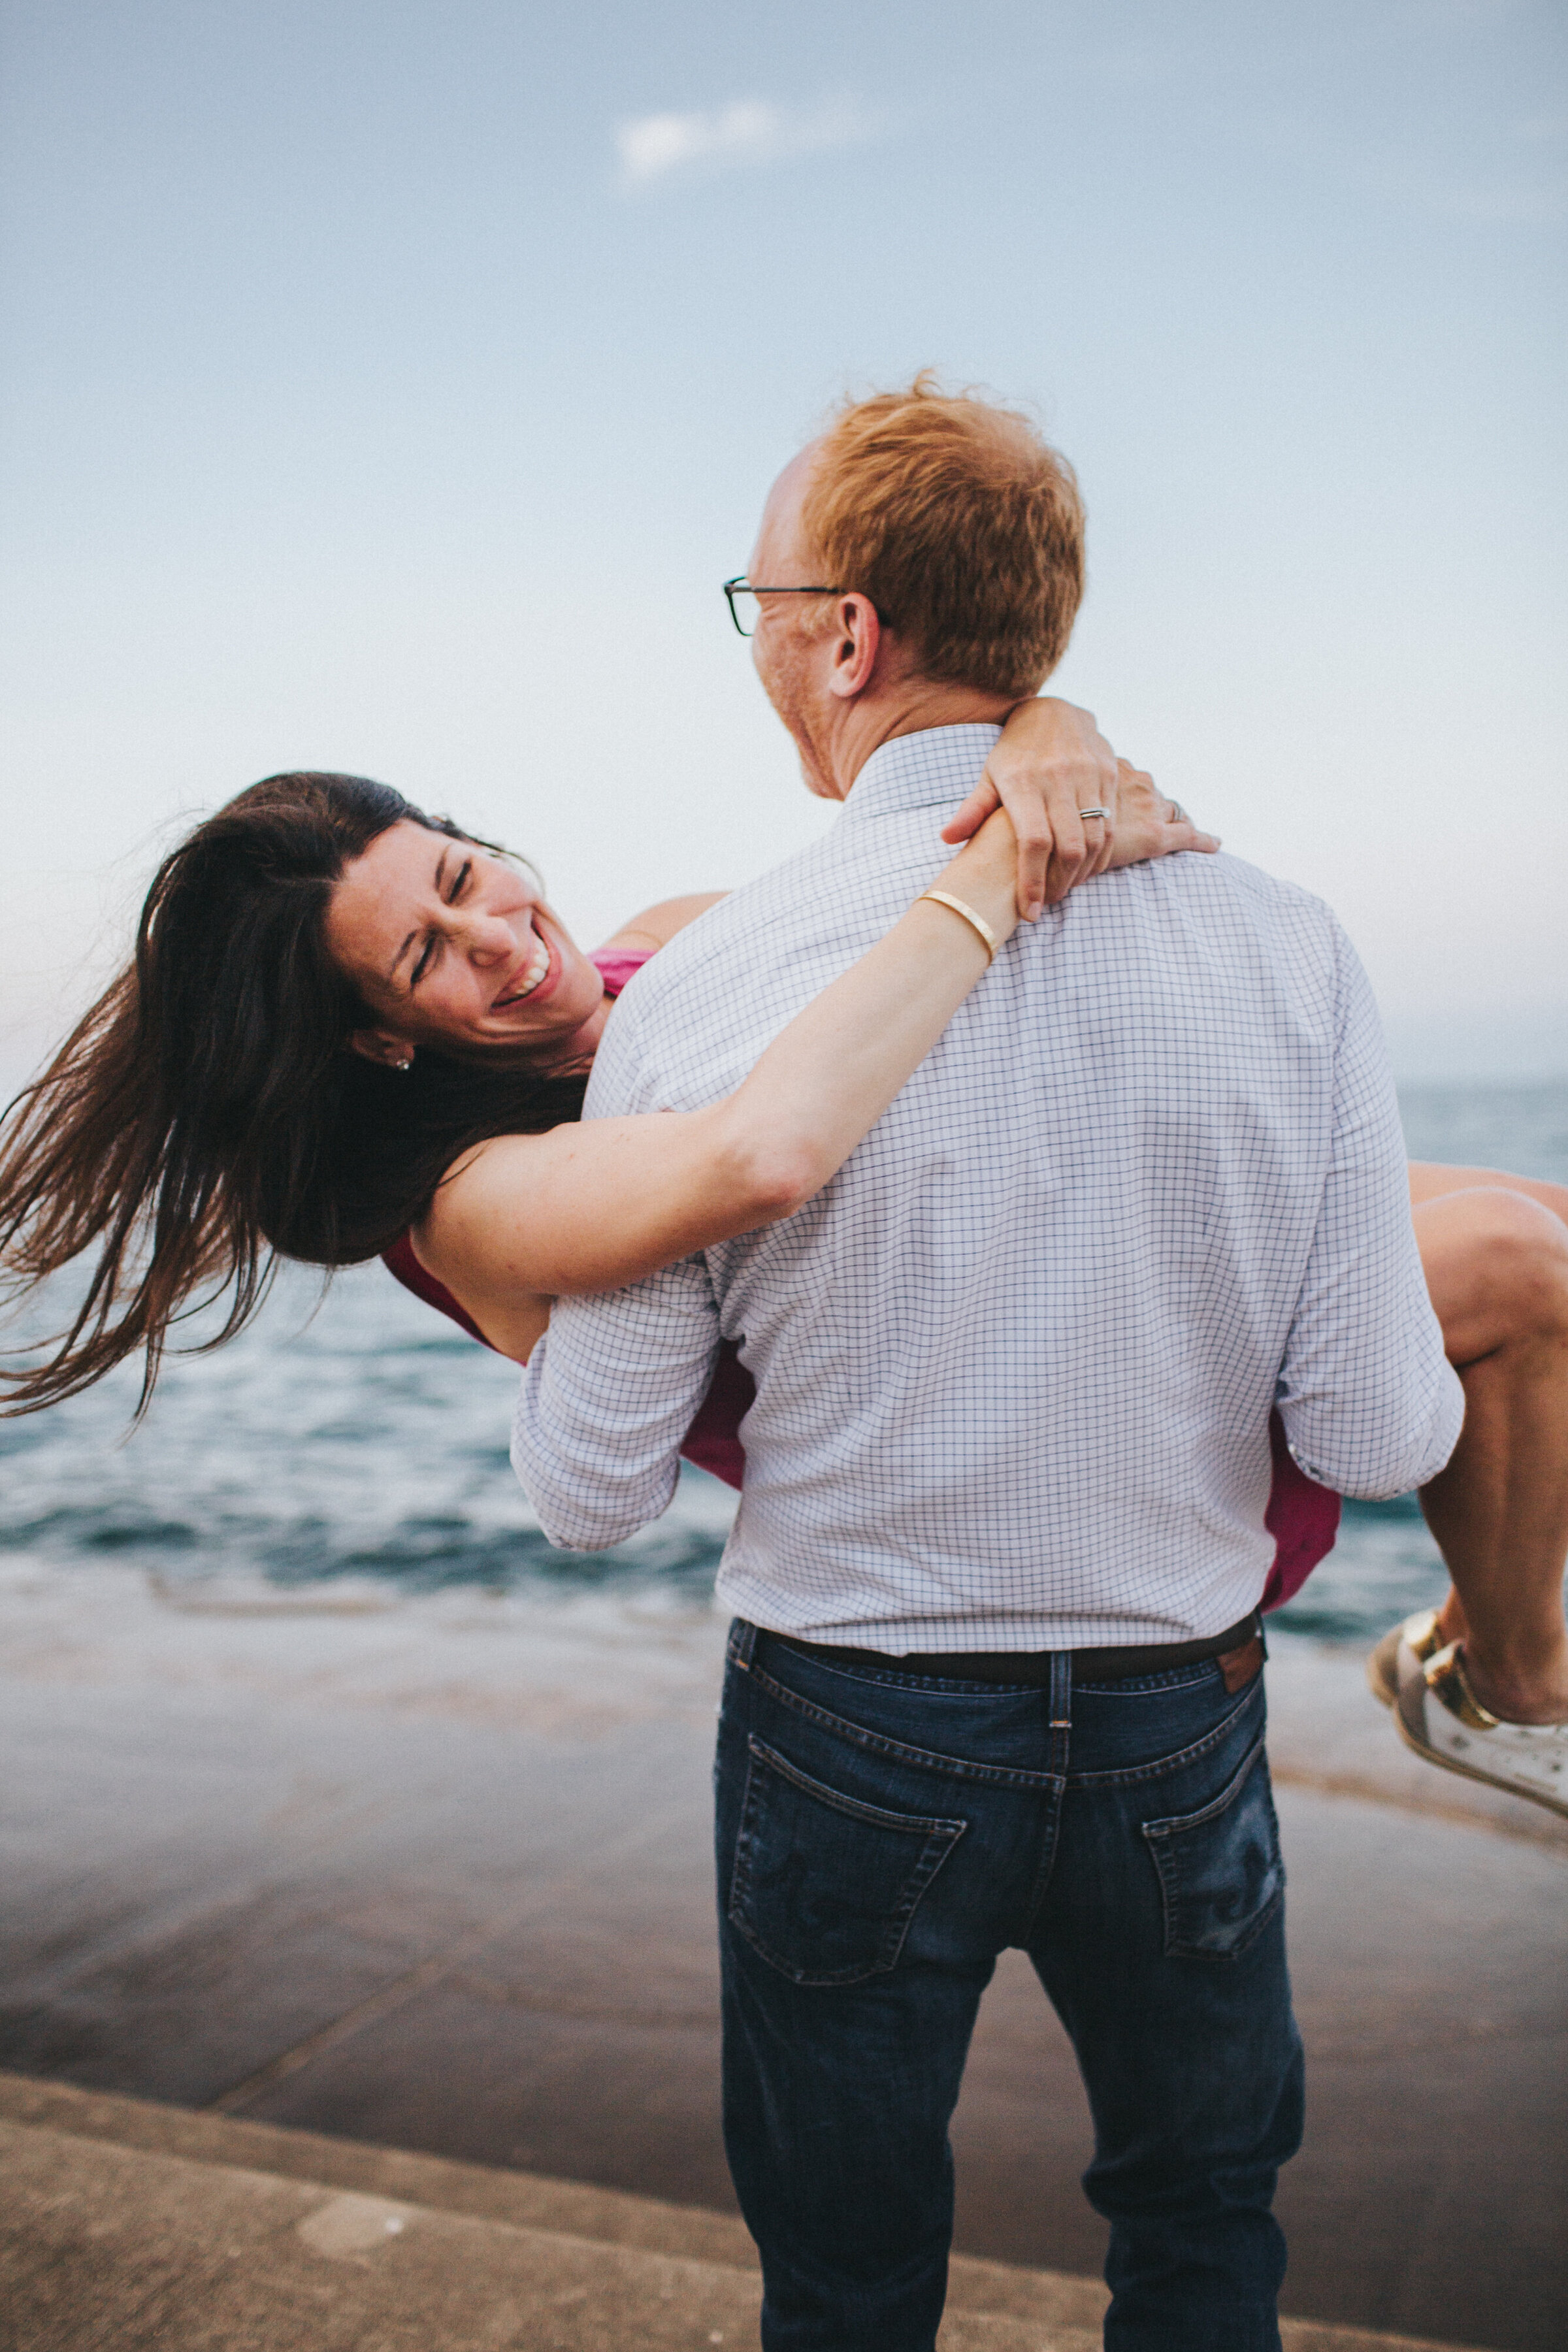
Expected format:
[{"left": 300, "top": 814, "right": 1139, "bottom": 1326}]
[{"left": 0, "top": 774, "right": 588, "bottom": 1418}]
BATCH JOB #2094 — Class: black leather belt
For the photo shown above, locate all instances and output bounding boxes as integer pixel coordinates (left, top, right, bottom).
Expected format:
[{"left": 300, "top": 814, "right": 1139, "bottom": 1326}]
[{"left": 774, "top": 1609, "right": 1263, "bottom": 1688}]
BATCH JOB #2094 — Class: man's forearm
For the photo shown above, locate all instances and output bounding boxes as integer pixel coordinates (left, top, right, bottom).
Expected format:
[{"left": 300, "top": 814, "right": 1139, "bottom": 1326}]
[
  {"left": 1279, "top": 928, "right": 1465, "bottom": 1499},
  {"left": 1283, "top": 1347, "right": 1463, "bottom": 1500}
]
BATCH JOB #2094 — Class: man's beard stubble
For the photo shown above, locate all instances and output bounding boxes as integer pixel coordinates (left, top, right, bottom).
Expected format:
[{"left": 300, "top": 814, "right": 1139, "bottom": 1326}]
[{"left": 757, "top": 621, "right": 838, "bottom": 802}]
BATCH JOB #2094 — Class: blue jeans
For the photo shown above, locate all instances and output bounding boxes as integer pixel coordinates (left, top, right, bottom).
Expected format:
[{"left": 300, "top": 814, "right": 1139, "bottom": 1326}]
[{"left": 715, "top": 1621, "right": 1303, "bottom": 2352}]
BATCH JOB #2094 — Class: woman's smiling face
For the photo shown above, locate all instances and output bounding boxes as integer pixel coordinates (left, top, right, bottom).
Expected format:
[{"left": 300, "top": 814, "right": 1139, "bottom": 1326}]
[{"left": 326, "top": 819, "right": 606, "bottom": 1064}]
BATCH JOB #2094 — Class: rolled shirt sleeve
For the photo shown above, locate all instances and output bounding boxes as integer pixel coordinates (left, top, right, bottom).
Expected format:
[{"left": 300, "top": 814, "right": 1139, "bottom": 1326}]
[
  {"left": 511, "top": 1256, "right": 723, "bottom": 1550},
  {"left": 1276, "top": 922, "right": 1465, "bottom": 1499},
  {"left": 509, "top": 982, "right": 727, "bottom": 1550}
]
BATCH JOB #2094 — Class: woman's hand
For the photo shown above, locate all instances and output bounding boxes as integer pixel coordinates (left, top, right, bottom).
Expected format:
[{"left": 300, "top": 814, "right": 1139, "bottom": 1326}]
[
  {"left": 1103, "top": 760, "right": 1220, "bottom": 871},
  {"left": 939, "top": 698, "right": 1119, "bottom": 917},
  {"left": 939, "top": 698, "right": 1215, "bottom": 918}
]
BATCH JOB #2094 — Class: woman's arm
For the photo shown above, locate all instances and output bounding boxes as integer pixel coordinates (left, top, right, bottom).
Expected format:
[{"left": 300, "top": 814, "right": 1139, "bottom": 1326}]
[{"left": 411, "top": 815, "right": 1024, "bottom": 1351}]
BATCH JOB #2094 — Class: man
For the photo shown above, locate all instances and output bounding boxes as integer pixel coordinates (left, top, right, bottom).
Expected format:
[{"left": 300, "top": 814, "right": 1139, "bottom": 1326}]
[{"left": 512, "top": 379, "right": 1463, "bottom": 2349}]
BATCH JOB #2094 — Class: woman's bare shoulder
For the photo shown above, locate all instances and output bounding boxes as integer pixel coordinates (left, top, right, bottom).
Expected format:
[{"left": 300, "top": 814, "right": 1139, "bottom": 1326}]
[
  {"left": 411, "top": 1131, "right": 561, "bottom": 1354},
  {"left": 420, "top": 1129, "right": 555, "bottom": 1240},
  {"left": 599, "top": 891, "right": 727, "bottom": 953}
]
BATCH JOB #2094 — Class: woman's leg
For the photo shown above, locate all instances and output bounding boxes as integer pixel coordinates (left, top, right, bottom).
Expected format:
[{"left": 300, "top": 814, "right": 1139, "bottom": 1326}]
[{"left": 1410, "top": 1168, "right": 1568, "bottom": 1724}]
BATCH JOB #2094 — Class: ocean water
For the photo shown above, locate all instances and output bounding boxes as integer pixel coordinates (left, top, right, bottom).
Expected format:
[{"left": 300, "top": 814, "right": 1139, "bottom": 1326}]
[{"left": 2, "top": 1082, "right": 1563, "bottom": 1645}]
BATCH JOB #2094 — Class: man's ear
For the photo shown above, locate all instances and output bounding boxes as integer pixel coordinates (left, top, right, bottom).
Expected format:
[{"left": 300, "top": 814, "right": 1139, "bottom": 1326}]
[
  {"left": 825, "top": 593, "right": 882, "bottom": 701},
  {"left": 347, "top": 1027, "right": 416, "bottom": 1070}
]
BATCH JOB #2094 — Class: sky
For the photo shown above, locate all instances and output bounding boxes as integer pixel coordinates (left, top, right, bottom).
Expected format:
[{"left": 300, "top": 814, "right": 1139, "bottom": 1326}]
[{"left": 1, "top": 0, "right": 1563, "bottom": 1088}]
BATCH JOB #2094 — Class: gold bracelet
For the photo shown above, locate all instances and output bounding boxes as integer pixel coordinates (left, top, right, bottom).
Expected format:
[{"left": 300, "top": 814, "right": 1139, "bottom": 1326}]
[{"left": 919, "top": 889, "right": 999, "bottom": 966}]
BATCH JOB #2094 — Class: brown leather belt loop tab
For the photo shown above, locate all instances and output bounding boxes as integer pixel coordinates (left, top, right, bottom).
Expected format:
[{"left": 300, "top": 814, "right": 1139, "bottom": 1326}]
[
  {"left": 1071, "top": 1611, "right": 1264, "bottom": 1684},
  {"left": 775, "top": 1610, "right": 1265, "bottom": 1690}
]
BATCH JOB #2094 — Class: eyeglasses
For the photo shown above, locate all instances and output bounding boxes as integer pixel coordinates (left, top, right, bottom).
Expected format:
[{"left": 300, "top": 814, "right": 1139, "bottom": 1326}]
[{"left": 723, "top": 575, "right": 846, "bottom": 638}]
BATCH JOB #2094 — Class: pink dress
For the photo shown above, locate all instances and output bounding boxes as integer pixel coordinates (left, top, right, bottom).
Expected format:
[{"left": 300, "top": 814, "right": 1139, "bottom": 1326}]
[{"left": 384, "top": 947, "right": 1339, "bottom": 1611}]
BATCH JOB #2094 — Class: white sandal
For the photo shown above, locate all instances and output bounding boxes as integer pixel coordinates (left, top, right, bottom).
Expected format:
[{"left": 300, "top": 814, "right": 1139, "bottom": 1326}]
[{"left": 1394, "top": 1639, "right": 1568, "bottom": 1819}]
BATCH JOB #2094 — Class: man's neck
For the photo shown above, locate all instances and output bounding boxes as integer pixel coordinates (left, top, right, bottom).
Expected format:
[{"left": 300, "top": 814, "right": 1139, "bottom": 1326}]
[{"left": 826, "top": 681, "right": 1017, "bottom": 800}]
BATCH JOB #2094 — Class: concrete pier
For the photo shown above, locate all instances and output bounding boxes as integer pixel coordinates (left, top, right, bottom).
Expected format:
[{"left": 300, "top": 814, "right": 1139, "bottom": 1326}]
[
  {"left": 0, "top": 2072, "right": 1490, "bottom": 2351},
  {"left": 0, "top": 1561, "right": 1562, "bottom": 2348}
]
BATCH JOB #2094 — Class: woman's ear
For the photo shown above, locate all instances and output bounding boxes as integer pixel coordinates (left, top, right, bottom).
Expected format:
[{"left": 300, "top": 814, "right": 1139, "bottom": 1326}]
[{"left": 347, "top": 1028, "right": 416, "bottom": 1071}]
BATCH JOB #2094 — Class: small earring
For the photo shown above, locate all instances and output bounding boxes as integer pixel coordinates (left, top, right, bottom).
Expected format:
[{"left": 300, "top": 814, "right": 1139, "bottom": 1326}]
[{"left": 393, "top": 1056, "right": 414, "bottom": 1072}]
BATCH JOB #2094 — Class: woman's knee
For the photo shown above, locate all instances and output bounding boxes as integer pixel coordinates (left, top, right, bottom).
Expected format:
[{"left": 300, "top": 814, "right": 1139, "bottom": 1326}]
[
  {"left": 1478, "top": 1194, "right": 1568, "bottom": 1338},
  {"left": 1419, "top": 1187, "right": 1568, "bottom": 1358}
]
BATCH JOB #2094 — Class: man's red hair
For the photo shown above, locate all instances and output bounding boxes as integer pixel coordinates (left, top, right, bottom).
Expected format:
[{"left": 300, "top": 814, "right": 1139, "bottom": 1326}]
[{"left": 800, "top": 373, "right": 1085, "bottom": 699}]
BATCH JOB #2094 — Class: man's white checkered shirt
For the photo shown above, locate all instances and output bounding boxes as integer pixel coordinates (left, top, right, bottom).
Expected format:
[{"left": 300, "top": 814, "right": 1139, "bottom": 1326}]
[{"left": 513, "top": 725, "right": 1463, "bottom": 1650}]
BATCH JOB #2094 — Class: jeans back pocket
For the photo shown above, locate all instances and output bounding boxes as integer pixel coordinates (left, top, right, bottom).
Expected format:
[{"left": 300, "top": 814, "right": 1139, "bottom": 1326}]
[
  {"left": 728, "top": 1735, "right": 967, "bottom": 1986},
  {"left": 1141, "top": 1734, "right": 1284, "bottom": 1960}
]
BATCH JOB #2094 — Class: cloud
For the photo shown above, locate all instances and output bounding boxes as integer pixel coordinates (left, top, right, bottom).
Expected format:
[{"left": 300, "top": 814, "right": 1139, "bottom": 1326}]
[{"left": 615, "top": 95, "right": 877, "bottom": 189}]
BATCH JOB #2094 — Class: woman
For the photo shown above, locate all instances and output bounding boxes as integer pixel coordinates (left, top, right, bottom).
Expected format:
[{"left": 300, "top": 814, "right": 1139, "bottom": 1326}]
[{"left": 1, "top": 723, "right": 1562, "bottom": 1812}]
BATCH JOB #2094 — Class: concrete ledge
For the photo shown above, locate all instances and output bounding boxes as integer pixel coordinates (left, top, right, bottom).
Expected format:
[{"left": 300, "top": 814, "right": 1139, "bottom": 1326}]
[
  {"left": 1, "top": 2116, "right": 765, "bottom": 2352},
  {"left": 0, "top": 2067, "right": 763, "bottom": 2274},
  {"left": 0, "top": 2074, "right": 1495, "bottom": 2351}
]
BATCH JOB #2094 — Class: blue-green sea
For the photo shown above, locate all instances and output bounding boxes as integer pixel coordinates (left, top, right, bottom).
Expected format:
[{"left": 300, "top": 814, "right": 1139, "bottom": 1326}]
[{"left": 2, "top": 1083, "right": 1564, "bottom": 1644}]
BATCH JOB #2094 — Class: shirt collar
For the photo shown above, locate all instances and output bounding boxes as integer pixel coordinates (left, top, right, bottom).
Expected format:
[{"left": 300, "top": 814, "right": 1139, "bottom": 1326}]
[{"left": 835, "top": 723, "right": 1004, "bottom": 825}]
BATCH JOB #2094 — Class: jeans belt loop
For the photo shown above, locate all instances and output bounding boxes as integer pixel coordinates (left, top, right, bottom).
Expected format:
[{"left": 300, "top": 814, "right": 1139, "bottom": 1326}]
[{"left": 1048, "top": 1651, "right": 1072, "bottom": 1755}]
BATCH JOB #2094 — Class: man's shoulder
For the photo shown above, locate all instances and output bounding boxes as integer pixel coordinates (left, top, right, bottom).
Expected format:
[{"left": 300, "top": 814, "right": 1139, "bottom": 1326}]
[
  {"left": 1054, "top": 851, "right": 1354, "bottom": 1032},
  {"left": 619, "top": 861, "right": 805, "bottom": 990},
  {"left": 587, "top": 828, "right": 855, "bottom": 1101},
  {"left": 1171, "top": 847, "right": 1331, "bottom": 917},
  {"left": 610, "top": 813, "right": 902, "bottom": 1009},
  {"left": 1141, "top": 847, "right": 1345, "bottom": 951}
]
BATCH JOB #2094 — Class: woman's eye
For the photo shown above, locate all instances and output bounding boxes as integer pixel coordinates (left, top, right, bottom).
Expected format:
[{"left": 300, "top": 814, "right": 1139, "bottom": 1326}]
[
  {"left": 410, "top": 937, "right": 436, "bottom": 988},
  {"left": 448, "top": 859, "right": 472, "bottom": 904}
]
